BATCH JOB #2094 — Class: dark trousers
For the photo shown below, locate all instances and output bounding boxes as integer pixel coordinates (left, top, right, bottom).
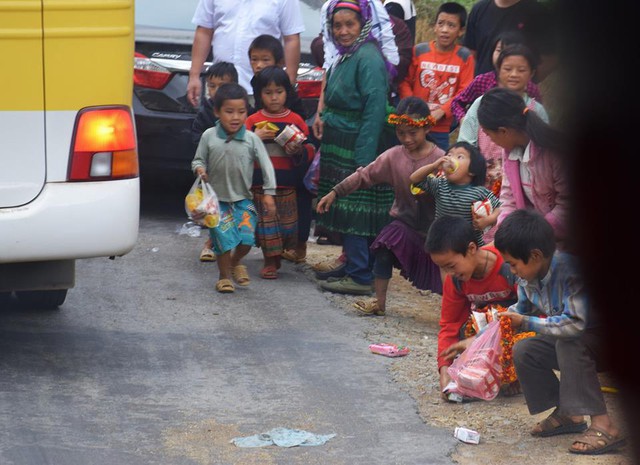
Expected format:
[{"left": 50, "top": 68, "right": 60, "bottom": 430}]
[
  {"left": 296, "top": 187, "right": 314, "bottom": 244},
  {"left": 343, "top": 234, "right": 374, "bottom": 285},
  {"left": 513, "top": 329, "right": 607, "bottom": 416}
]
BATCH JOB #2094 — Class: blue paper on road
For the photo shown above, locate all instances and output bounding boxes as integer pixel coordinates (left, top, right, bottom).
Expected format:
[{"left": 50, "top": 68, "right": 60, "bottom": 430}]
[{"left": 231, "top": 427, "right": 336, "bottom": 448}]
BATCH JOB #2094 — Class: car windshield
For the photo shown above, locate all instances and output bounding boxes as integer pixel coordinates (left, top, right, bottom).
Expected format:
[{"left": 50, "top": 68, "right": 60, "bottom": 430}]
[{"left": 135, "top": 0, "right": 322, "bottom": 40}]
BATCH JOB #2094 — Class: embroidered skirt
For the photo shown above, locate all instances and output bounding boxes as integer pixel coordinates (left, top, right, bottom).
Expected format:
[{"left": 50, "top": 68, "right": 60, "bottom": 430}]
[
  {"left": 252, "top": 188, "right": 298, "bottom": 256},
  {"left": 316, "top": 126, "right": 393, "bottom": 238}
]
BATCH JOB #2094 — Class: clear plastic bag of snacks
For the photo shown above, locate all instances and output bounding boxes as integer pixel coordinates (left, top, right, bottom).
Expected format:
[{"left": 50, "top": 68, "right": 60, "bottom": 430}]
[{"left": 185, "top": 177, "right": 220, "bottom": 228}]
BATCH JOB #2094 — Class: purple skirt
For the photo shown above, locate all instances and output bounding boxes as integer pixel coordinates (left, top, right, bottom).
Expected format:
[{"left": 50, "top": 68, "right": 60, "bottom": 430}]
[{"left": 370, "top": 220, "right": 442, "bottom": 294}]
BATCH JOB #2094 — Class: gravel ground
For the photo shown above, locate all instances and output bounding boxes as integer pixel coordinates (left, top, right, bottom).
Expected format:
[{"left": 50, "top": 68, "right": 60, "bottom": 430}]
[{"left": 302, "top": 241, "right": 633, "bottom": 465}]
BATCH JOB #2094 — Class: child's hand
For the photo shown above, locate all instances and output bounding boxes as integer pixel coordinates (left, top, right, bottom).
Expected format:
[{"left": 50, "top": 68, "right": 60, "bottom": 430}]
[
  {"left": 472, "top": 214, "right": 493, "bottom": 231},
  {"left": 501, "top": 312, "right": 524, "bottom": 329},
  {"left": 284, "top": 142, "right": 303, "bottom": 155},
  {"left": 439, "top": 337, "right": 474, "bottom": 362},
  {"left": 254, "top": 127, "right": 277, "bottom": 140},
  {"left": 316, "top": 190, "right": 337, "bottom": 214},
  {"left": 261, "top": 194, "right": 276, "bottom": 217},
  {"left": 439, "top": 366, "right": 452, "bottom": 400},
  {"left": 431, "top": 108, "right": 446, "bottom": 122}
]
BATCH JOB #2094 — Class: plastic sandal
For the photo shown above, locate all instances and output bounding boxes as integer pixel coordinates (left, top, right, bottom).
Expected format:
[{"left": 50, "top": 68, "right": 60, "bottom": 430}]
[
  {"left": 199, "top": 247, "right": 216, "bottom": 262},
  {"left": 215, "top": 279, "right": 235, "bottom": 293},
  {"left": 353, "top": 298, "right": 385, "bottom": 316},
  {"left": 281, "top": 249, "right": 306, "bottom": 264},
  {"left": 260, "top": 265, "right": 278, "bottom": 279},
  {"left": 231, "top": 264, "right": 250, "bottom": 286}
]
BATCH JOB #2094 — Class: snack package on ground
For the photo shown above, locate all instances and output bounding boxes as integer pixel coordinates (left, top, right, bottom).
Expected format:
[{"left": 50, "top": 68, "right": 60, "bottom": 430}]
[
  {"left": 447, "top": 320, "right": 503, "bottom": 401},
  {"left": 185, "top": 177, "right": 220, "bottom": 228},
  {"left": 274, "top": 124, "right": 307, "bottom": 152},
  {"left": 369, "top": 343, "right": 410, "bottom": 357}
]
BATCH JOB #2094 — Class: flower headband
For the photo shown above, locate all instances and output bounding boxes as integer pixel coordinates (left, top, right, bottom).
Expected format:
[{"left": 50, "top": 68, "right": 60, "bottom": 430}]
[{"left": 387, "top": 113, "right": 437, "bottom": 128}]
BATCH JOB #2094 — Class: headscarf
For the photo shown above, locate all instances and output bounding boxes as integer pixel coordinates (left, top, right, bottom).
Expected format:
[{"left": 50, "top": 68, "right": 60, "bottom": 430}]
[{"left": 326, "top": 0, "right": 396, "bottom": 78}]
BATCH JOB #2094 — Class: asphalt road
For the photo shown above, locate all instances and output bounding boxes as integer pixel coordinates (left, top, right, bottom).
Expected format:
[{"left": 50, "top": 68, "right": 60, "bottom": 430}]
[{"left": 0, "top": 180, "right": 457, "bottom": 465}]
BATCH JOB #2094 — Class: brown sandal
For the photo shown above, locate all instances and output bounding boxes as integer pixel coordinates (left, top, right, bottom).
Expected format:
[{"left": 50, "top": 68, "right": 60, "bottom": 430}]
[
  {"left": 231, "top": 265, "right": 250, "bottom": 286},
  {"left": 569, "top": 427, "right": 626, "bottom": 455},
  {"left": 281, "top": 249, "right": 306, "bottom": 264},
  {"left": 353, "top": 298, "right": 385, "bottom": 316},
  {"left": 530, "top": 410, "right": 587, "bottom": 437}
]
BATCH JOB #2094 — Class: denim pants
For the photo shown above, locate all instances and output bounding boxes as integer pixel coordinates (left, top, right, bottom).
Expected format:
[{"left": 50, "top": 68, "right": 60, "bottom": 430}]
[
  {"left": 428, "top": 131, "right": 451, "bottom": 152},
  {"left": 343, "top": 234, "right": 374, "bottom": 285}
]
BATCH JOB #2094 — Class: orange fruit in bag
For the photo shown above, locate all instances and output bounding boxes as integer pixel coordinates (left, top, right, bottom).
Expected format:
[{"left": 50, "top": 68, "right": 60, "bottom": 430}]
[
  {"left": 203, "top": 214, "right": 219, "bottom": 228},
  {"left": 185, "top": 194, "right": 200, "bottom": 212}
]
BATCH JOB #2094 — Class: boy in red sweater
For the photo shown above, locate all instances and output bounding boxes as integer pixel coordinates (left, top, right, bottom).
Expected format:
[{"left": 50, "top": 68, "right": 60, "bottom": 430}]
[
  {"left": 425, "top": 215, "right": 517, "bottom": 400},
  {"left": 399, "top": 2, "right": 474, "bottom": 150}
]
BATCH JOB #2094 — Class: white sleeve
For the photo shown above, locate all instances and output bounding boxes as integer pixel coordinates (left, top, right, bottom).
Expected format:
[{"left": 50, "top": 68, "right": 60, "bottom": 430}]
[
  {"left": 321, "top": 2, "right": 338, "bottom": 70},
  {"left": 371, "top": 1, "right": 399, "bottom": 66},
  {"left": 192, "top": 0, "right": 215, "bottom": 29},
  {"left": 279, "top": 0, "right": 305, "bottom": 36}
]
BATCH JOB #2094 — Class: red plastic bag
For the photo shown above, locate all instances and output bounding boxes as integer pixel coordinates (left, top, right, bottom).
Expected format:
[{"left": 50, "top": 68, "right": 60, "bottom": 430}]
[{"left": 447, "top": 320, "right": 503, "bottom": 401}]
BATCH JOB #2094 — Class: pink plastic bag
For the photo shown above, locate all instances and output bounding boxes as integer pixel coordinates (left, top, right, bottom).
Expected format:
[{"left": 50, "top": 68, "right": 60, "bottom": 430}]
[{"left": 447, "top": 320, "right": 503, "bottom": 401}]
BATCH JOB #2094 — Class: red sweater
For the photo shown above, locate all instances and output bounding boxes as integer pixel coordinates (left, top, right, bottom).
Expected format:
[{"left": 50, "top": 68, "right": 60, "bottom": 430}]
[
  {"left": 398, "top": 40, "right": 474, "bottom": 133},
  {"left": 437, "top": 246, "right": 518, "bottom": 370},
  {"left": 246, "top": 109, "right": 311, "bottom": 188}
]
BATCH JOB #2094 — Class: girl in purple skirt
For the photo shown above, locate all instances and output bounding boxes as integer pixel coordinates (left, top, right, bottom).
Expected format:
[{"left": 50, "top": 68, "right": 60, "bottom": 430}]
[{"left": 316, "top": 97, "right": 444, "bottom": 315}]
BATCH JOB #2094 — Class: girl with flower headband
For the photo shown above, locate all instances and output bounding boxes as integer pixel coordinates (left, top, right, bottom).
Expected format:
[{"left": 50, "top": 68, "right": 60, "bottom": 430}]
[
  {"left": 311, "top": 0, "right": 397, "bottom": 297},
  {"left": 316, "top": 97, "right": 444, "bottom": 313}
]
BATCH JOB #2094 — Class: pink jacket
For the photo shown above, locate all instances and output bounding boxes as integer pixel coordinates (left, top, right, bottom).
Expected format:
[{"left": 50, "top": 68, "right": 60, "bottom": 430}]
[{"left": 498, "top": 141, "right": 569, "bottom": 240}]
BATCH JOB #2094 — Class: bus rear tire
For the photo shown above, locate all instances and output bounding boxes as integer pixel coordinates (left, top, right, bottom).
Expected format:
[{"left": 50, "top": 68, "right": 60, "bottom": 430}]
[{"left": 15, "top": 290, "right": 68, "bottom": 309}]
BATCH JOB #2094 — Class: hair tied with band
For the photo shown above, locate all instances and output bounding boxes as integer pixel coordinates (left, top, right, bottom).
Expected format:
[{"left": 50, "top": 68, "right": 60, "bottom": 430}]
[{"left": 522, "top": 107, "right": 530, "bottom": 115}]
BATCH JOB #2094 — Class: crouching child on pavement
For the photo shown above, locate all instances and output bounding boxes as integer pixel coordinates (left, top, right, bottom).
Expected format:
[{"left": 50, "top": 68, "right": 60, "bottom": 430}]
[{"left": 495, "top": 209, "right": 625, "bottom": 456}]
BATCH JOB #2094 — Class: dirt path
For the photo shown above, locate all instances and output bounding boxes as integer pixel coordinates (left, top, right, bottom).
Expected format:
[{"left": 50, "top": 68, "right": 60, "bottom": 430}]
[{"left": 303, "top": 242, "right": 633, "bottom": 465}]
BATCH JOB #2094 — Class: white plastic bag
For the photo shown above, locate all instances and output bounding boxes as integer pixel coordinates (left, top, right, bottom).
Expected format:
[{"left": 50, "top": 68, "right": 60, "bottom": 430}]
[{"left": 184, "top": 177, "right": 220, "bottom": 228}]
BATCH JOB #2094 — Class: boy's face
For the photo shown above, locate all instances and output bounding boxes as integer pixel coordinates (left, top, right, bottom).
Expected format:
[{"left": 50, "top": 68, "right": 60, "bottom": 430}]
[
  {"left": 250, "top": 49, "right": 278, "bottom": 75},
  {"left": 430, "top": 243, "right": 480, "bottom": 282},
  {"left": 206, "top": 75, "right": 234, "bottom": 99},
  {"left": 501, "top": 250, "right": 544, "bottom": 282},
  {"left": 434, "top": 13, "right": 464, "bottom": 51},
  {"left": 214, "top": 99, "right": 248, "bottom": 135}
]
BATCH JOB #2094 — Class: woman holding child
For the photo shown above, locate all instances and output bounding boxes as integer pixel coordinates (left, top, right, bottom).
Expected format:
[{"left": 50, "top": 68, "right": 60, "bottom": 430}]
[{"left": 312, "top": 0, "right": 396, "bottom": 296}]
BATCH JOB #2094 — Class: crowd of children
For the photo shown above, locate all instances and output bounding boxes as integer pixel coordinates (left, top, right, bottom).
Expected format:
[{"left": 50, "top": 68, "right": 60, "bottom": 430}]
[{"left": 188, "top": 0, "right": 625, "bottom": 456}]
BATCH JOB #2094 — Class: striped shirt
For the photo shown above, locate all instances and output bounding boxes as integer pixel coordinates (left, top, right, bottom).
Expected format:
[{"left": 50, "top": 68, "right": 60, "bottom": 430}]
[
  {"left": 415, "top": 175, "right": 500, "bottom": 245},
  {"left": 509, "top": 252, "right": 591, "bottom": 337}
]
